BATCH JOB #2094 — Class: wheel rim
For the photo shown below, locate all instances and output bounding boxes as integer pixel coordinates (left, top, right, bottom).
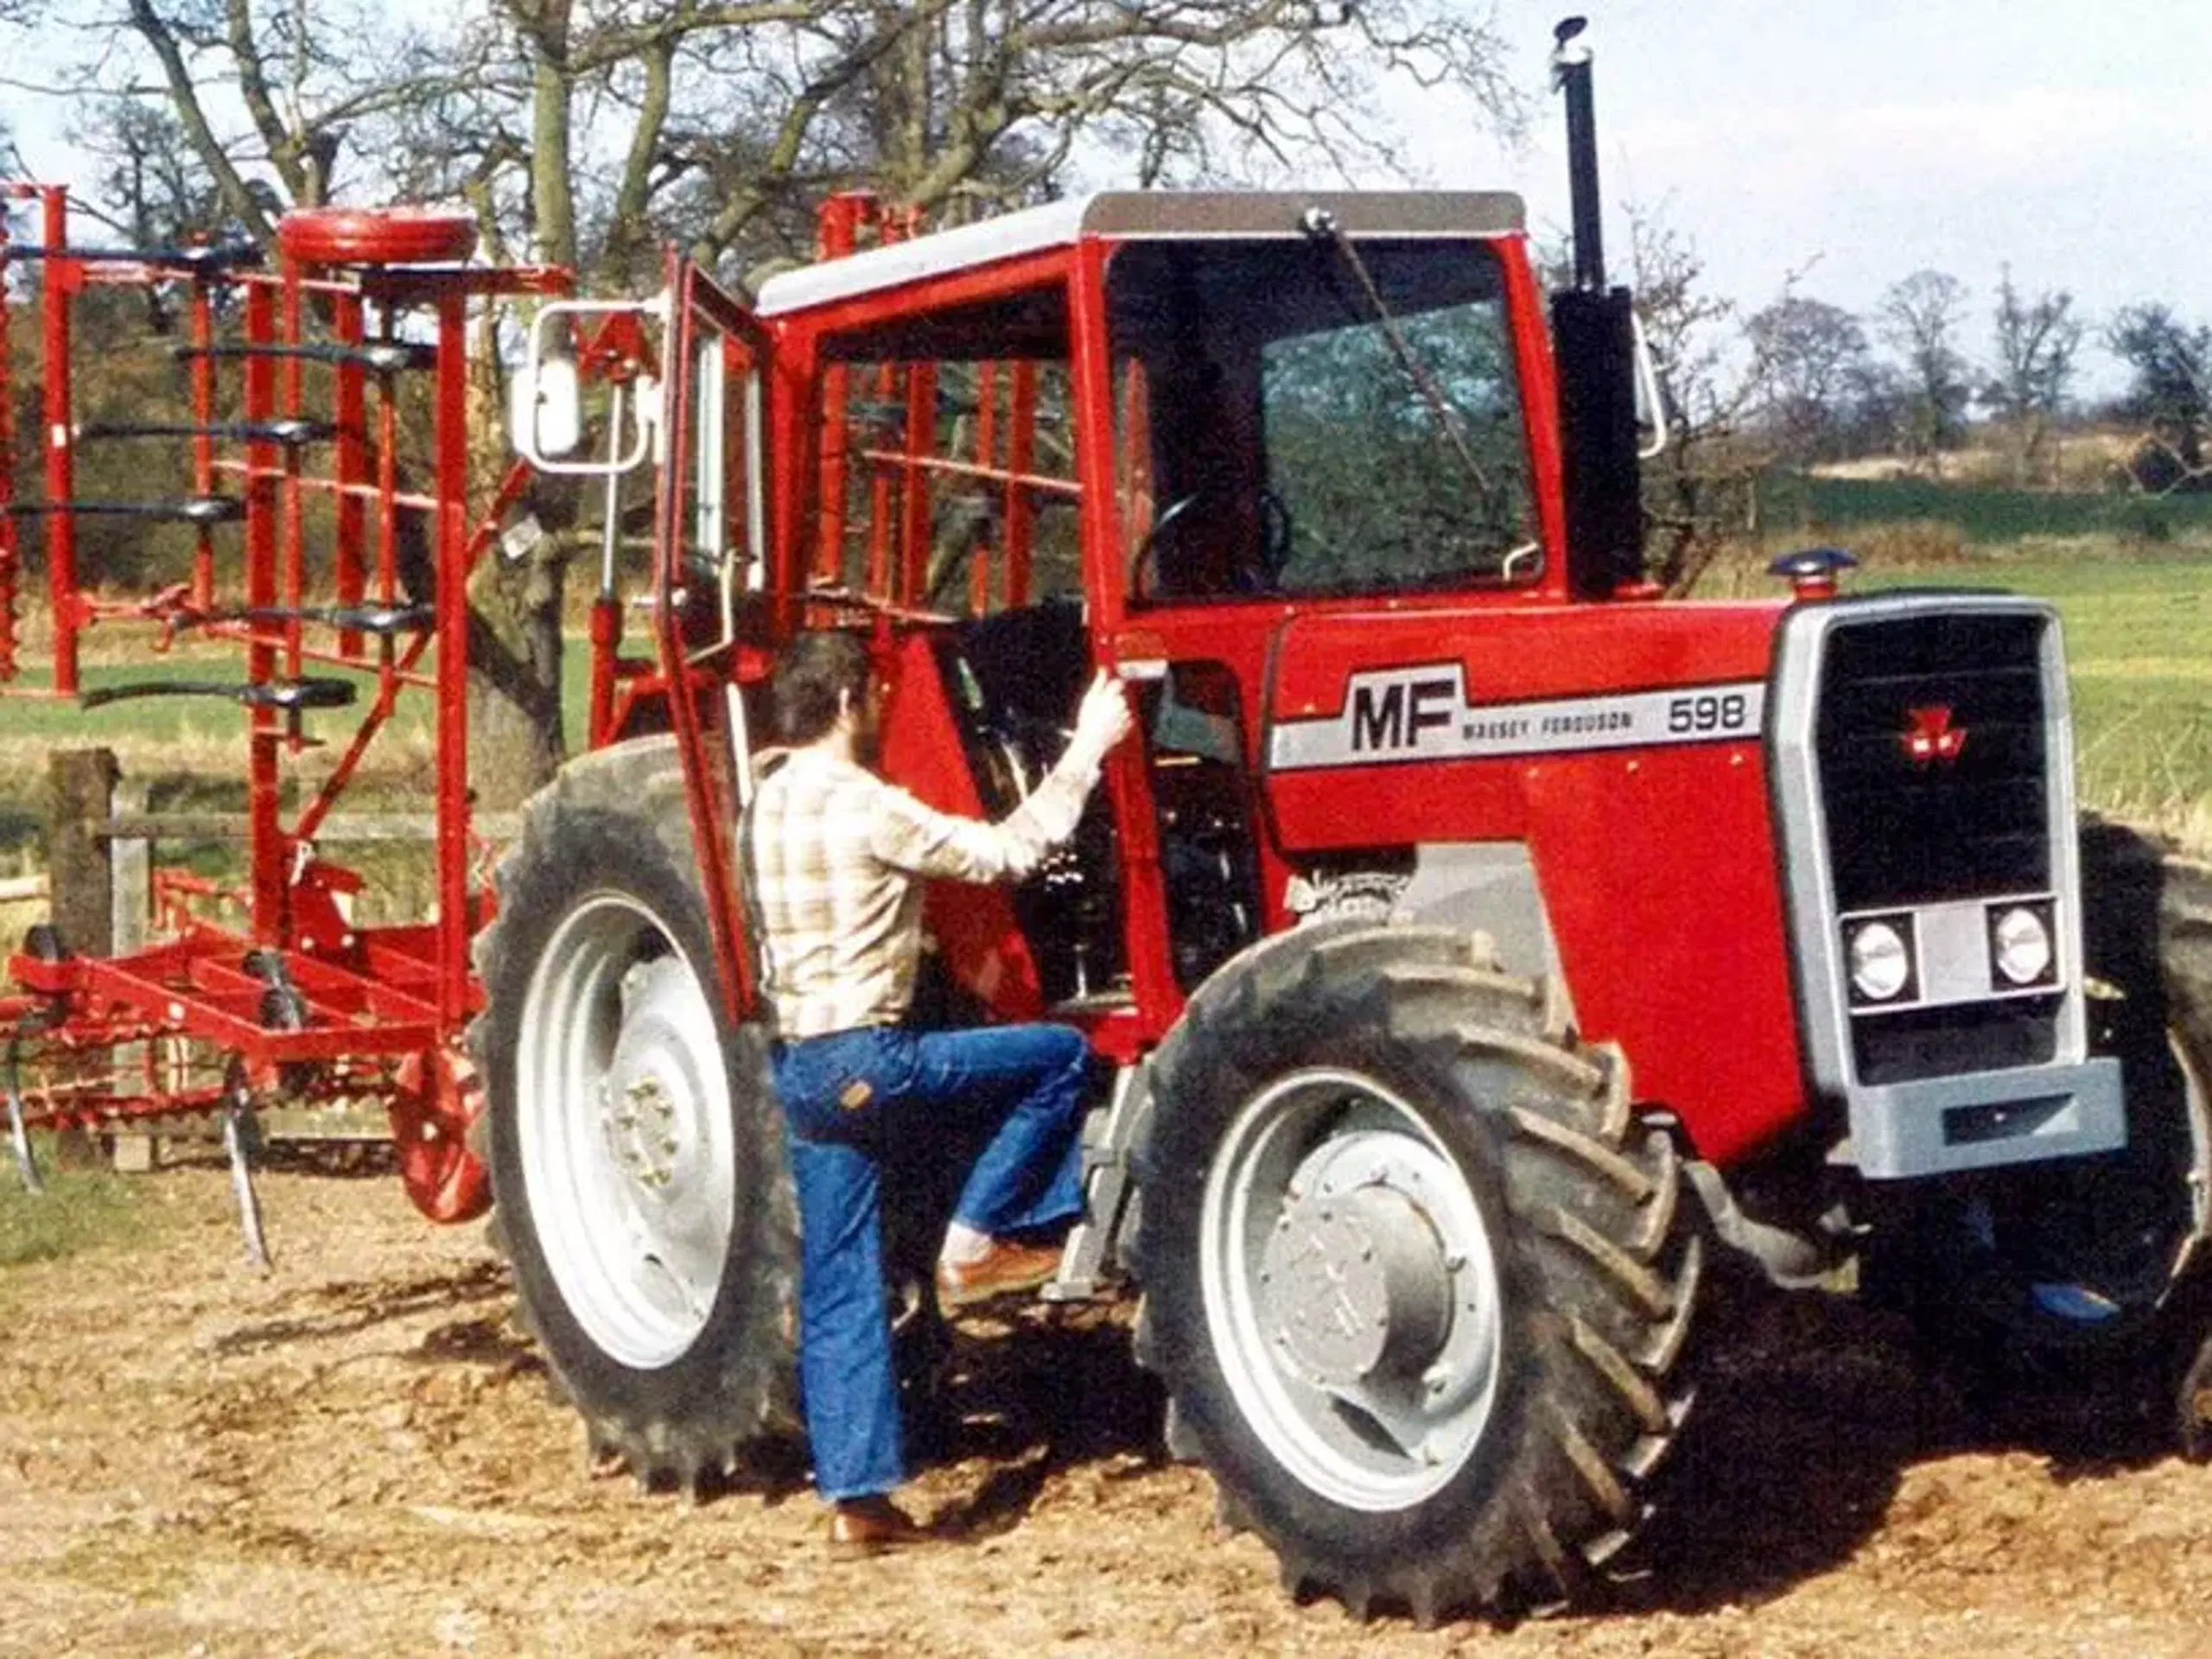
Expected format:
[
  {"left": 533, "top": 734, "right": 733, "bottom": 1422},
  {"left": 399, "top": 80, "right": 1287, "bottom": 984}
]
[
  {"left": 1199, "top": 1065, "right": 1504, "bottom": 1511},
  {"left": 516, "top": 892, "right": 734, "bottom": 1370}
]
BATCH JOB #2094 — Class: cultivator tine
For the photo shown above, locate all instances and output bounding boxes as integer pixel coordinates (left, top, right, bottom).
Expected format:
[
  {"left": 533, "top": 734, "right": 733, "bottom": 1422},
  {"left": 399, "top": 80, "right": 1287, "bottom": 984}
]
[
  {"left": 73, "top": 418, "right": 340, "bottom": 448},
  {"left": 223, "top": 602, "right": 434, "bottom": 636},
  {"left": 3, "top": 1013, "right": 49, "bottom": 1195},
  {"left": 173, "top": 340, "right": 437, "bottom": 375},
  {"left": 79, "top": 676, "right": 359, "bottom": 713},
  {"left": 3, "top": 1040, "right": 41, "bottom": 1196},
  {"left": 3, "top": 495, "right": 245, "bottom": 525},
  {"left": 219, "top": 1060, "right": 271, "bottom": 1273},
  {"left": 5, "top": 1095, "right": 37, "bottom": 1194},
  {"left": 2, "top": 240, "right": 262, "bottom": 273}
]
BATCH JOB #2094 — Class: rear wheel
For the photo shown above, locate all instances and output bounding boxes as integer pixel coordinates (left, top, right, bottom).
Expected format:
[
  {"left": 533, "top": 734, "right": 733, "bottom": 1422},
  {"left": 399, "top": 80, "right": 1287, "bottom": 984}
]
[
  {"left": 474, "top": 738, "right": 799, "bottom": 1490},
  {"left": 1132, "top": 925, "right": 1700, "bottom": 1621}
]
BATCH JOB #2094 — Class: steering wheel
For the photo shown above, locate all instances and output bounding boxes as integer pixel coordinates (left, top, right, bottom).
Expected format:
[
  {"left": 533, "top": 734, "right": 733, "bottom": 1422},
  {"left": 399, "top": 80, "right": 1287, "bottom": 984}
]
[{"left": 1130, "top": 486, "right": 1296, "bottom": 600}]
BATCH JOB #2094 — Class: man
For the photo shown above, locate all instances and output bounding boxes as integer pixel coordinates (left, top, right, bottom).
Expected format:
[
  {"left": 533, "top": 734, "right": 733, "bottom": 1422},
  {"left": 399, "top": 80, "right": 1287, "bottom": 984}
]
[{"left": 742, "top": 630, "right": 1135, "bottom": 1554}]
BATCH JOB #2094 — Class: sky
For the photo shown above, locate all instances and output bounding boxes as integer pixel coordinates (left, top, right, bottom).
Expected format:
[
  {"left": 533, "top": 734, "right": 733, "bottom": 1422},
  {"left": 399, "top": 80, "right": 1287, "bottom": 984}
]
[
  {"left": 7, "top": 1, "right": 2207, "bottom": 395},
  {"left": 1428, "top": 1, "right": 2212, "bottom": 395}
]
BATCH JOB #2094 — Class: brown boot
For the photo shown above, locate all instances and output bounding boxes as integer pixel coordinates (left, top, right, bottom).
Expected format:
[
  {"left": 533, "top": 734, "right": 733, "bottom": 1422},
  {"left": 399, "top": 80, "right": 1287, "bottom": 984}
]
[
  {"left": 829, "top": 1494, "right": 927, "bottom": 1557},
  {"left": 934, "top": 1238, "right": 1063, "bottom": 1309}
]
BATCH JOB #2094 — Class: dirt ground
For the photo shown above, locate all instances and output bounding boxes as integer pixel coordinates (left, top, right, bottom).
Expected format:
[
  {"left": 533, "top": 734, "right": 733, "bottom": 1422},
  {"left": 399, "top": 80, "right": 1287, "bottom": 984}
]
[{"left": 7, "top": 1160, "right": 2212, "bottom": 1657}]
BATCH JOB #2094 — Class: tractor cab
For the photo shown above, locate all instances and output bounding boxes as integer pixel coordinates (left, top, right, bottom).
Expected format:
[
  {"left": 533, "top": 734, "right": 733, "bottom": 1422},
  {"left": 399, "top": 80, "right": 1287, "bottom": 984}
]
[{"left": 574, "top": 189, "right": 1580, "bottom": 1065}]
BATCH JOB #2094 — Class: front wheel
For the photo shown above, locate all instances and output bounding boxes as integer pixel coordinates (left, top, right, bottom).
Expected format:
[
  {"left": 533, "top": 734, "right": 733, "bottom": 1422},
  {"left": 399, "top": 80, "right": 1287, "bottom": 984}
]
[
  {"left": 474, "top": 738, "right": 799, "bottom": 1490},
  {"left": 1870, "top": 820, "right": 2212, "bottom": 1442},
  {"left": 1132, "top": 925, "right": 1700, "bottom": 1621}
]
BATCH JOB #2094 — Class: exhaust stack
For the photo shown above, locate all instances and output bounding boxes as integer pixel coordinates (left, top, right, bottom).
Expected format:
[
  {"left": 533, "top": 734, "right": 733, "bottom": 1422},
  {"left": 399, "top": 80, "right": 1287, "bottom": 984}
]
[
  {"left": 1554, "top": 16, "right": 1605, "bottom": 294},
  {"left": 1548, "top": 15, "right": 1645, "bottom": 600}
]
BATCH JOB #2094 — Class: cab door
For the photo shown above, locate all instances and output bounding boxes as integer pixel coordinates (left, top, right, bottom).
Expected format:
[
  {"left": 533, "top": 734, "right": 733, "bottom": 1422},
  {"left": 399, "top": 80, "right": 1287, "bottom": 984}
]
[{"left": 653, "top": 257, "right": 777, "bottom": 1022}]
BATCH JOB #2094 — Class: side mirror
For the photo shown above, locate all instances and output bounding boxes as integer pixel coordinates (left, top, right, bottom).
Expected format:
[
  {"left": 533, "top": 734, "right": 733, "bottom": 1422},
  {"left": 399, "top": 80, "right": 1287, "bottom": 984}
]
[
  {"left": 1631, "top": 312, "right": 1670, "bottom": 461},
  {"left": 510, "top": 354, "right": 582, "bottom": 460},
  {"left": 511, "top": 297, "right": 664, "bottom": 476}
]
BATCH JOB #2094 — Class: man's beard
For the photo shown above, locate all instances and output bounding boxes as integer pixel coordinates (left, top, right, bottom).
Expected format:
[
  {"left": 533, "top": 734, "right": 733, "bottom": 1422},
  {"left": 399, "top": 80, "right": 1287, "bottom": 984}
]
[{"left": 852, "top": 698, "right": 884, "bottom": 766}]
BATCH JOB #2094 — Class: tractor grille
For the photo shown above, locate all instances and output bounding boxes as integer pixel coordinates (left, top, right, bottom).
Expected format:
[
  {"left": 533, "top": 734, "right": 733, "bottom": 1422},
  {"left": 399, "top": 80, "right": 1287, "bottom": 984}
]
[
  {"left": 1815, "top": 611, "right": 2050, "bottom": 912},
  {"left": 1848, "top": 995, "right": 2059, "bottom": 1084},
  {"left": 1815, "top": 609, "right": 2056, "bottom": 1083}
]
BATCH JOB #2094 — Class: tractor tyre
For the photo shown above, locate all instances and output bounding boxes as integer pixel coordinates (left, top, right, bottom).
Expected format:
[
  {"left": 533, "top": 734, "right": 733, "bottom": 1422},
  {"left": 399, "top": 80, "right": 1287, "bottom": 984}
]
[
  {"left": 474, "top": 736, "right": 799, "bottom": 1492},
  {"left": 1874, "top": 819, "right": 2212, "bottom": 1426},
  {"left": 1129, "top": 923, "right": 1700, "bottom": 1622},
  {"left": 2072, "top": 817, "right": 2212, "bottom": 1337}
]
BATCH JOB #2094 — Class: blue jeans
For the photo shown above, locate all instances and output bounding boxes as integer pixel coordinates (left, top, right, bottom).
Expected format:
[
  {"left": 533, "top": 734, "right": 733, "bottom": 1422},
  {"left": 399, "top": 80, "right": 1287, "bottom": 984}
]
[{"left": 770, "top": 1021, "right": 1090, "bottom": 1500}]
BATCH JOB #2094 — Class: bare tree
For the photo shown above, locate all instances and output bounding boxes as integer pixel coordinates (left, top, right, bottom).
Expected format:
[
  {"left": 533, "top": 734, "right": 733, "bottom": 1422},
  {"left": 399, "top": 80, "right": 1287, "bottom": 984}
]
[
  {"left": 2108, "top": 302, "right": 2212, "bottom": 495},
  {"left": 4, "top": 0, "right": 1527, "bottom": 799},
  {"left": 385, "top": 1, "right": 1527, "bottom": 291},
  {"left": 1878, "top": 269, "right": 1973, "bottom": 476},
  {"left": 25, "top": 2, "right": 469, "bottom": 247},
  {"left": 1745, "top": 294, "right": 1870, "bottom": 463},
  {"left": 1985, "top": 266, "right": 2081, "bottom": 486},
  {"left": 1626, "top": 207, "right": 1771, "bottom": 594}
]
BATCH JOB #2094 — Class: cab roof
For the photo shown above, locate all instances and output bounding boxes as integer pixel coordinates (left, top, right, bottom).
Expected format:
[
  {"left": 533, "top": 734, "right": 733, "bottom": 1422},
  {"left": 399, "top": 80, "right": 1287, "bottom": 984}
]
[{"left": 752, "top": 189, "right": 1525, "bottom": 319}]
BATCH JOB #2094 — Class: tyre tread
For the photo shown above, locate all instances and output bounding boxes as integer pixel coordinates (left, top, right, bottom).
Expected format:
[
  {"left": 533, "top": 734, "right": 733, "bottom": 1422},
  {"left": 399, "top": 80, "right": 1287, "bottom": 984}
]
[
  {"left": 472, "top": 737, "right": 800, "bottom": 1491},
  {"left": 1132, "top": 921, "right": 1698, "bottom": 1621}
]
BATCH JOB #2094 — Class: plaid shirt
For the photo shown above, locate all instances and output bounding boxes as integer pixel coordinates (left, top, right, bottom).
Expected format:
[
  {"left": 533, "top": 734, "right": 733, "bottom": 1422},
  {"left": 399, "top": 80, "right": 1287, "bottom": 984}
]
[{"left": 744, "top": 745, "right": 1099, "bottom": 1039}]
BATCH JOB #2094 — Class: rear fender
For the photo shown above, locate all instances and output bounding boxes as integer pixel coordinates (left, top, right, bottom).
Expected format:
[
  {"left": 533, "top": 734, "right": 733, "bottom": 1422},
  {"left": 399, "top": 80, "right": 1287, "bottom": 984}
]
[{"left": 1391, "top": 842, "right": 1566, "bottom": 1013}]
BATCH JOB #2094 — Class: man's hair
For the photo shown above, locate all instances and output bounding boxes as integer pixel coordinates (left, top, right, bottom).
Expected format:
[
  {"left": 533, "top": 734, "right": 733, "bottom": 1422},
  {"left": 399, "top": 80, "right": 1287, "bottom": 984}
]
[{"left": 771, "top": 631, "right": 873, "bottom": 744}]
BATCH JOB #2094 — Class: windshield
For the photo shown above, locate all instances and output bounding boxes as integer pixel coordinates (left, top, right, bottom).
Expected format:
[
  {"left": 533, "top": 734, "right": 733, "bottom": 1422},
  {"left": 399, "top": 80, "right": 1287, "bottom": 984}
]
[{"left": 1107, "top": 237, "right": 1535, "bottom": 601}]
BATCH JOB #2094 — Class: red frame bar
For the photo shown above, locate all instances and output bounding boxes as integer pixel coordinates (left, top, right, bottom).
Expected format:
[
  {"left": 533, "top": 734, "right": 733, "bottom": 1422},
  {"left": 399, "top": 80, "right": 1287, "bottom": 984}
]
[
  {"left": 39, "top": 187, "right": 79, "bottom": 694},
  {"left": 0, "top": 202, "right": 16, "bottom": 681},
  {"left": 433, "top": 291, "right": 472, "bottom": 1033}
]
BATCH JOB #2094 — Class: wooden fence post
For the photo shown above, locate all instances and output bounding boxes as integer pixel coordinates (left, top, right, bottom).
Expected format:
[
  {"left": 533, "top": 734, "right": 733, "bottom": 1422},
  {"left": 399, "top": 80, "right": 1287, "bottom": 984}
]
[
  {"left": 48, "top": 747, "right": 118, "bottom": 956},
  {"left": 109, "top": 773, "right": 149, "bottom": 955},
  {"left": 45, "top": 748, "right": 117, "bottom": 1168},
  {"left": 106, "top": 772, "right": 155, "bottom": 1172}
]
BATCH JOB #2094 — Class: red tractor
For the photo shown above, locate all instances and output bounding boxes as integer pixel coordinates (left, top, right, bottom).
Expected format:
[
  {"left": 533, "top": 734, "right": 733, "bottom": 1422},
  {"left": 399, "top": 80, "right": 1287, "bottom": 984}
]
[
  {"left": 468, "top": 16, "right": 2212, "bottom": 1618},
  {"left": 7, "top": 15, "right": 2210, "bottom": 1624}
]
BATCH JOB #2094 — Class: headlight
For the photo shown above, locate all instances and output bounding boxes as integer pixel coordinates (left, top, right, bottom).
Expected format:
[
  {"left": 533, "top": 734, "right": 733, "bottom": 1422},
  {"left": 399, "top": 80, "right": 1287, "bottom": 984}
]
[
  {"left": 1990, "top": 903, "right": 2054, "bottom": 988},
  {"left": 1847, "top": 918, "right": 1913, "bottom": 1003}
]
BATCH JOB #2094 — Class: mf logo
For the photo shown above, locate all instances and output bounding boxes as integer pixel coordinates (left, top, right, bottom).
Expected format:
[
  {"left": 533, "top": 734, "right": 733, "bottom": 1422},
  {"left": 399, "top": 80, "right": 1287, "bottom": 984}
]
[
  {"left": 1902, "top": 704, "right": 1967, "bottom": 766},
  {"left": 1350, "top": 669, "right": 1461, "bottom": 753}
]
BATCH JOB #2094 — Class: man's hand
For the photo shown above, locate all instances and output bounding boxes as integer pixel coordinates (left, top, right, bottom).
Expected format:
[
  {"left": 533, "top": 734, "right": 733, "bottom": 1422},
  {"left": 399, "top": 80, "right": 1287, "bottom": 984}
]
[{"left": 1067, "top": 668, "right": 1135, "bottom": 769}]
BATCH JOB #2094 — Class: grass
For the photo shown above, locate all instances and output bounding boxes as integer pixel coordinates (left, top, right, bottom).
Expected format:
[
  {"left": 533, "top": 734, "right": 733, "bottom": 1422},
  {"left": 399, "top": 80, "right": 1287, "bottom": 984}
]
[
  {"left": 6, "top": 538, "right": 2212, "bottom": 874},
  {"left": 0, "top": 1144, "right": 151, "bottom": 1268},
  {"left": 1862, "top": 548, "right": 2212, "bottom": 844},
  {"left": 1770, "top": 472, "right": 2212, "bottom": 546}
]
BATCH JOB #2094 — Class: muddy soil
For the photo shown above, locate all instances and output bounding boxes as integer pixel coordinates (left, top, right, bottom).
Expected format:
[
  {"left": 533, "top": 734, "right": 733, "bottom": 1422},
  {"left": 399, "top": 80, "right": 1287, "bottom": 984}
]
[{"left": 6, "top": 1160, "right": 2212, "bottom": 1656}]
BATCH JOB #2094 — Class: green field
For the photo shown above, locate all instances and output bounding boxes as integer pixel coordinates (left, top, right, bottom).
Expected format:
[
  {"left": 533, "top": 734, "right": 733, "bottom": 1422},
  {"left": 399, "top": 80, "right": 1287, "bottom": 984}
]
[
  {"left": 1864, "top": 550, "right": 2212, "bottom": 842},
  {"left": 5, "top": 543, "right": 2212, "bottom": 875},
  {"left": 1772, "top": 473, "right": 2212, "bottom": 545}
]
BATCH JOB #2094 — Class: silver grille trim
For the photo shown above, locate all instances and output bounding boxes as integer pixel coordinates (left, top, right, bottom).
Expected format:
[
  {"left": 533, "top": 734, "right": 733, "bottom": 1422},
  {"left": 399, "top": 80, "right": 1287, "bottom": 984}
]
[{"left": 1769, "top": 593, "right": 2123, "bottom": 1179}]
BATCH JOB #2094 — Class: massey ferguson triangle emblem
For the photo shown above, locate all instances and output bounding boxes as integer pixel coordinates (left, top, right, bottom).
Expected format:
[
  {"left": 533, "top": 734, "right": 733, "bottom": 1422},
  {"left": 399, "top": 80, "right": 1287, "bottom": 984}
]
[{"left": 1904, "top": 704, "right": 1967, "bottom": 766}]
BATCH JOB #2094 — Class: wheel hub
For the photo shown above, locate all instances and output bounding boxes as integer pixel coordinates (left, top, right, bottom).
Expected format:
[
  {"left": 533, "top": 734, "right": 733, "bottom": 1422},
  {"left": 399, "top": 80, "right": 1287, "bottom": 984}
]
[
  {"left": 601, "top": 959, "right": 709, "bottom": 1194},
  {"left": 517, "top": 893, "right": 736, "bottom": 1370},
  {"left": 1200, "top": 1068, "right": 1507, "bottom": 1510},
  {"left": 1262, "top": 1178, "right": 1452, "bottom": 1389}
]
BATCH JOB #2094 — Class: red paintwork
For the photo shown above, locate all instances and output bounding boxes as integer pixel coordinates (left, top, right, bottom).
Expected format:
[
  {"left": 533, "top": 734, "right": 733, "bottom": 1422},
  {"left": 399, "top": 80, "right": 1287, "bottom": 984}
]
[
  {"left": 38, "top": 187, "right": 78, "bottom": 695},
  {"left": 874, "top": 631, "right": 1049, "bottom": 1020},
  {"left": 657, "top": 257, "right": 773, "bottom": 1022},
  {"left": 719, "top": 218, "right": 1813, "bottom": 1165},
  {"left": 1248, "top": 601, "right": 1804, "bottom": 1161},
  {"left": 390, "top": 1043, "right": 492, "bottom": 1223},
  {"left": 276, "top": 206, "right": 480, "bottom": 267},
  {"left": 0, "top": 191, "right": 561, "bottom": 1205}
]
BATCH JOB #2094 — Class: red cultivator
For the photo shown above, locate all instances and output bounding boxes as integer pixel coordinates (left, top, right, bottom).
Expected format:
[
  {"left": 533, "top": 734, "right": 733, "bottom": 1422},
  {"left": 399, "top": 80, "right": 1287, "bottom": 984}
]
[{"left": 0, "top": 188, "right": 572, "bottom": 1251}]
